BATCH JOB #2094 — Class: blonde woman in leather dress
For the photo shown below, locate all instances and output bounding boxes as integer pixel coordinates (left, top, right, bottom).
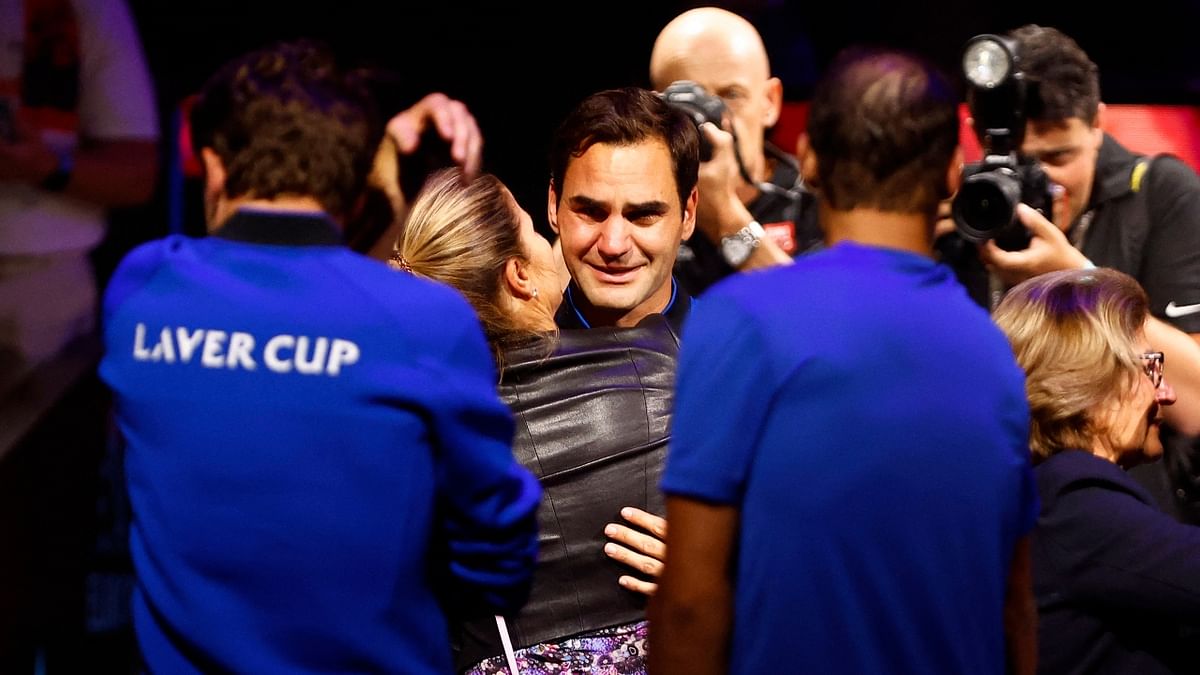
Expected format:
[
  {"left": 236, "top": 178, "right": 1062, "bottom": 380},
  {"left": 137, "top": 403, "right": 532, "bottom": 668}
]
[{"left": 391, "top": 167, "right": 671, "bottom": 674}]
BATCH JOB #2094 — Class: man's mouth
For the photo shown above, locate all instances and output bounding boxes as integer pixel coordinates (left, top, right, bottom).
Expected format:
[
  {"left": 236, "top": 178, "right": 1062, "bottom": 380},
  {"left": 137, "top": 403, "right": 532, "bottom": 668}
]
[{"left": 590, "top": 265, "right": 641, "bottom": 283}]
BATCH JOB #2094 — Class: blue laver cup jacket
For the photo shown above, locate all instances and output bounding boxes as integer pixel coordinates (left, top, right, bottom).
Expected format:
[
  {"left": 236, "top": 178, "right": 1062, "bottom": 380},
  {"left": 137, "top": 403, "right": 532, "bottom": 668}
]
[{"left": 99, "top": 209, "right": 541, "bottom": 674}]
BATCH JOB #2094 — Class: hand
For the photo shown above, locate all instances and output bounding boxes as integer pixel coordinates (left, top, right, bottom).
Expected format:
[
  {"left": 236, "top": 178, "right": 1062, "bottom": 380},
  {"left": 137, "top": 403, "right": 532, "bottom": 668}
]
[
  {"left": 979, "top": 202, "right": 1089, "bottom": 286},
  {"left": 603, "top": 506, "right": 667, "bottom": 596},
  {"left": 386, "top": 92, "right": 482, "bottom": 178},
  {"left": 694, "top": 122, "right": 752, "bottom": 242},
  {"left": 934, "top": 198, "right": 956, "bottom": 240}
]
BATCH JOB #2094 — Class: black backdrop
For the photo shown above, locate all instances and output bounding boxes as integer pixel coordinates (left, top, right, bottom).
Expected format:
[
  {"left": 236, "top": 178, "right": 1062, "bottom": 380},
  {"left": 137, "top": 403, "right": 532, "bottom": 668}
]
[{"left": 123, "top": 0, "right": 1200, "bottom": 241}]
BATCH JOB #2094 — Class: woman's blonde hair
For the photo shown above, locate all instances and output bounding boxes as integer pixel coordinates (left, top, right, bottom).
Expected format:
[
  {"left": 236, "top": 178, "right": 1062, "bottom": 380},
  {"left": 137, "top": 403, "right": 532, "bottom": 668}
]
[
  {"left": 391, "top": 167, "right": 544, "bottom": 354},
  {"left": 993, "top": 268, "right": 1148, "bottom": 463}
]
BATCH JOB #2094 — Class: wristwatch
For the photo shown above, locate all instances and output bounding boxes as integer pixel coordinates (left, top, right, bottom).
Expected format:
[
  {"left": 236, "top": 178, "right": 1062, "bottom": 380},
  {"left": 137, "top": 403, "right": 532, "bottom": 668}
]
[{"left": 720, "top": 220, "right": 765, "bottom": 268}]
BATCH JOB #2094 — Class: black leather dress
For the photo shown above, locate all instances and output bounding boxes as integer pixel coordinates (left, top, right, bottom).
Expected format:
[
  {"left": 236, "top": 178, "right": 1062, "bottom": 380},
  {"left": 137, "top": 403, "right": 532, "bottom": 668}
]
[{"left": 454, "top": 315, "right": 679, "bottom": 671}]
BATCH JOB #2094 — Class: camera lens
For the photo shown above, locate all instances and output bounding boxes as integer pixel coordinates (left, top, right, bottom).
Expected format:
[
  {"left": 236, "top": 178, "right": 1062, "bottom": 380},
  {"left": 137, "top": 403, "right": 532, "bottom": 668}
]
[{"left": 952, "top": 170, "right": 1022, "bottom": 244}]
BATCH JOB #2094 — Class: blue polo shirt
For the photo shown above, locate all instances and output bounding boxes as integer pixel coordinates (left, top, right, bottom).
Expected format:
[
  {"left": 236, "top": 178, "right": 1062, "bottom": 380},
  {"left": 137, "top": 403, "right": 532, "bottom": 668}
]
[{"left": 664, "top": 242, "right": 1037, "bottom": 674}]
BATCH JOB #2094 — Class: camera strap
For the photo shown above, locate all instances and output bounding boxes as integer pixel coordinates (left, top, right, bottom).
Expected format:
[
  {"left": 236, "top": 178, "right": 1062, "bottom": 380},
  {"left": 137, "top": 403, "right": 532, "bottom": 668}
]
[
  {"left": 1069, "top": 155, "right": 1154, "bottom": 251},
  {"left": 757, "top": 144, "right": 807, "bottom": 201}
]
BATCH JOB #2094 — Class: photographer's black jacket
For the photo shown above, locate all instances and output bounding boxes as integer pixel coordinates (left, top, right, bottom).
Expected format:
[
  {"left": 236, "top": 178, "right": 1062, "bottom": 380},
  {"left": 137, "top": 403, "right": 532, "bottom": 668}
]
[{"left": 453, "top": 316, "right": 679, "bottom": 671}]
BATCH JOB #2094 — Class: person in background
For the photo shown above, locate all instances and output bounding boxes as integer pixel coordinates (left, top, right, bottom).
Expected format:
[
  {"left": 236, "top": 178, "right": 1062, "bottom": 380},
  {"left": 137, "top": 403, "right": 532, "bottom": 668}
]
[
  {"left": 649, "top": 47, "right": 1038, "bottom": 675},
  {"left": 649, "top": 6, "right": 820, "bottom": 295},
  {"left": 994, "top": 268, "right": 1200, "bottom": 674},
  {"left": 0, "top": 0, "right": 158, "bottom": 378},
  {"left": 952, "top": 24, "right": 1200, "bottom": 523},
  {"left": 99, "top": 40, "right": 539, "bottom": 674}
]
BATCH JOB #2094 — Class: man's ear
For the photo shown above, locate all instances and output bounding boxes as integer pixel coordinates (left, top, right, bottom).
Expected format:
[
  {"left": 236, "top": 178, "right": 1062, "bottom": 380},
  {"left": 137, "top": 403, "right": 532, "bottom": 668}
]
[
  {"left": 796, "top": 134, "right": 819, "bottom": 190},
  {"left": 200, "top": 147, "right": 228, "bottom": 232},
  {"left": 1091, "top": 102, "right": 1107, "bottom": 148},
  {"left": 944, "top": 146, "right": 964, "bottom": 199},
  {"left": 681, "top": 186, "right": 698, "bottom": 241},
  {"left": 763, "top": 76, "right": 783, "bottom": 128},
  {"left": 503, "top": 255, "right": 535, "bottom": 300},
  {"left": 200, "top": 147, "right": 226, "bottom": 201},
  {"left": 546, "top": 182, "right": 560, "bottom": 234}
]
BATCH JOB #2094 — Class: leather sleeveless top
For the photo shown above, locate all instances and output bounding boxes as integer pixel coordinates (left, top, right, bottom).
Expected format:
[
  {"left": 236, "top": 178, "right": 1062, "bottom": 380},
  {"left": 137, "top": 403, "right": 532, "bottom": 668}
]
[{"left": 454, "top": 315, "right": 679, "bottom": 670}]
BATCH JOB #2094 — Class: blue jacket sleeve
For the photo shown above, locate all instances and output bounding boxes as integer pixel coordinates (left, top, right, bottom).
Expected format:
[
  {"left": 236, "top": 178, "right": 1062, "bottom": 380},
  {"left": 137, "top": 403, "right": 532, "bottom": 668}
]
[{"left": 424, "top": 321, "right": 541, "bottom": 615}]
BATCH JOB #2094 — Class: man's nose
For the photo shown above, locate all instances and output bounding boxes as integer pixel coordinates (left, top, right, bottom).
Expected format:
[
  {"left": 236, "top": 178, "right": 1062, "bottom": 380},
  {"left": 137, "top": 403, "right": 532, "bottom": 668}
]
[{"left": 596, "top": 218, "right": 632, "bottom": 257}]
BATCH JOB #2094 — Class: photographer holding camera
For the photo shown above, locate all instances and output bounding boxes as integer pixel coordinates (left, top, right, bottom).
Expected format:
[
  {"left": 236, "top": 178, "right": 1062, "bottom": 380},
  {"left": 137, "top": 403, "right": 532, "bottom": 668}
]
[
  {"left": 650, "top": 7, "right": 820, "bottom": 296},
  {"left": 950, "top": 25, "right": 1200, "bottom": 525}
]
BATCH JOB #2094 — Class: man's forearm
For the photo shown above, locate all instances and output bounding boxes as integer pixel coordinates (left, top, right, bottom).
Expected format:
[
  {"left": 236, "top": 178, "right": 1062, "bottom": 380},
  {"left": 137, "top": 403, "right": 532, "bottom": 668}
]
[
  {"left": 1004, "top": 535, "right": 1037, "bottom": 675},
  {"left": 648, "top": 579, "right": 733, "bottom": 675},
  {"left": 647, "top": 497, "right": 739, "bottom": 675}
]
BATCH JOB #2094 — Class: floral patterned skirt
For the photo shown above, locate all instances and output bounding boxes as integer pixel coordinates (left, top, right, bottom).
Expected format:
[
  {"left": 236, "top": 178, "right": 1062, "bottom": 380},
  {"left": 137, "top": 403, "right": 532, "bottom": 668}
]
[{"left": 465, "top": 620, "right": 648, "bottom": 675}]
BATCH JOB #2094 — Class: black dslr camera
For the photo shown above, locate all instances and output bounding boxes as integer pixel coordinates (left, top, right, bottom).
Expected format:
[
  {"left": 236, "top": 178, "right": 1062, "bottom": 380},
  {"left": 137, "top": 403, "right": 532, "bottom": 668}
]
[
  {"left": 952, "top": 34, "right": 1054, "bottom": 251},
  {"left": 661, "top": 80, "right": 727, "bottom": 161}
]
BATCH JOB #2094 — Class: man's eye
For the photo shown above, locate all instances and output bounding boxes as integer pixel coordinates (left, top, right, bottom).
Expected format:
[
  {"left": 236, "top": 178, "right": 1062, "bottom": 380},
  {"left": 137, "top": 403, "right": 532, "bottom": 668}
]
[{"left": 1041, "top": 151, "right": 1075, "bottom": 166}]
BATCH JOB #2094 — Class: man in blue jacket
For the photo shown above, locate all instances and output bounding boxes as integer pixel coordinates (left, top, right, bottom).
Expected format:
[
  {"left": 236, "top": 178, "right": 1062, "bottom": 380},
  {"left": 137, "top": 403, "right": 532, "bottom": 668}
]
[{"left": 99, "top": 39, "right": 540, "bottom": 674}]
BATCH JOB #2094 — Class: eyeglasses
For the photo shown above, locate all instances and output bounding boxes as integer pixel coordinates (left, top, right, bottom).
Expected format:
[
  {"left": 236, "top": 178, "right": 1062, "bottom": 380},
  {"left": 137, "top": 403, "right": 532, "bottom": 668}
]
[{"left": 1140, "top": 351, "right": 1165, "bottom": 389}]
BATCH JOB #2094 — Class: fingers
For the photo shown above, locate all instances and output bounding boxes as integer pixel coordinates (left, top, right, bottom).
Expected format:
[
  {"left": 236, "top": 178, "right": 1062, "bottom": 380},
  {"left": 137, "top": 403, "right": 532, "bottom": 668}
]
[
  {"left": 420, "top": 93, "right": 480, "bottom": 171},
  {"left": 604, "top": 522, "right": 666, "bottom": 562},
  {"left": 933, "top": 198, "right": 956, "bottom": 239},
  {"left": 617, "top": 574, "right": 658, "bottom": 597},
  {"left": 605, "top": 509, "right": 668, "bottom": 595},
  {"left": 619, "top": 506, "right": 667, "bottom": 538},
  {"left": 698, "top": 122, "right": 734, "bottom": 158},
  {"left": 603, "top": 540, "right": 664, "bottom": 578},
  {"left": 1015, "top": 203, "right": 1057, "bottom": 238},
  {"left": 397, "top": 93, "right": 483, "bottom": 178},
  {"left": 428, "top": 95, "right": 467, "bottom": 162},
  {"left": 1050, "top": 183, "right": 1069, "bottom": 229},
  {"left": 385, "top": 111, "right": 423, "bottom": 155}
]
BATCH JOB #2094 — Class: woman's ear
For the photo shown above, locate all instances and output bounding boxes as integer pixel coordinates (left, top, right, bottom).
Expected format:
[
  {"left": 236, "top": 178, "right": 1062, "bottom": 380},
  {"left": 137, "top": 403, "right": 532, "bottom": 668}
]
[{"left": 503, "top": 256, "right": 536, "bottom": 301}]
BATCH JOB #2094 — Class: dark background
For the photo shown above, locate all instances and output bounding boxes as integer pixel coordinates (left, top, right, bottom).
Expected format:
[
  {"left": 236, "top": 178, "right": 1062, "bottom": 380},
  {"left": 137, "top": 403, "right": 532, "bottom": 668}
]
[{"left": 121, "top": 0, "right": 1200, "bottom": 243}]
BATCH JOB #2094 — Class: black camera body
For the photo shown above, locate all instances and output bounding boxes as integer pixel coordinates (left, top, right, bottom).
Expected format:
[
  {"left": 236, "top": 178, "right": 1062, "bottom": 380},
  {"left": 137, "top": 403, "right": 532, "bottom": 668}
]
[
  {"left": 954, "top": 153, "right": 1053, "bottom": 251},
  {"left": 661, "top": 80, "right": 726, "bottom": 161},
  {"left": 952, "top": 35, "right": 1054, "bottom": 251}
]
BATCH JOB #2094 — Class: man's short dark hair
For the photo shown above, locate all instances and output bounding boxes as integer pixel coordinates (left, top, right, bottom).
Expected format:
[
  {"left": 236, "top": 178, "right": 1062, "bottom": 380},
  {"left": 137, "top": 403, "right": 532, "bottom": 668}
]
[
  {"left": 189, "top": 40, "right": 381, "bottom": 220},
  {"left": 806, "top": 47, "right": 959, "bottom": 214},
  {"left": 549, "top": 87, "right": 699, "bottom": 211},
  {"left": 1009, "top": 25, "right": 1101, "bottom": 124}
]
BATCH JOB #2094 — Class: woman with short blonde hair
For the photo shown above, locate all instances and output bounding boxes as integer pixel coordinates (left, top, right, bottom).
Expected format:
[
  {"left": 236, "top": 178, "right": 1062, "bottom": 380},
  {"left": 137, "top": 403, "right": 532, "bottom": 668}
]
[
  {"left": 993, "top": 268, "right": 1200, "bottom": 673},
  {"left": 994, "top": 268, "right": 1151, "bottom": 465}
]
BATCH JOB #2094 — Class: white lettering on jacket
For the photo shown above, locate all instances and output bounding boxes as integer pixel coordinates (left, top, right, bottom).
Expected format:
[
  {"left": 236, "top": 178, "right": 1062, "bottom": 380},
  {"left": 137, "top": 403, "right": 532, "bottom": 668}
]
[{"left": 132, "top": 323, "right": 359, "bottom": 376}]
